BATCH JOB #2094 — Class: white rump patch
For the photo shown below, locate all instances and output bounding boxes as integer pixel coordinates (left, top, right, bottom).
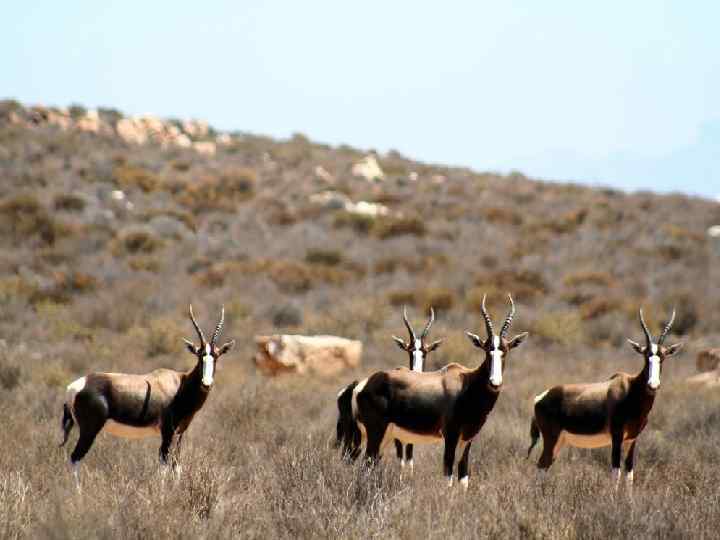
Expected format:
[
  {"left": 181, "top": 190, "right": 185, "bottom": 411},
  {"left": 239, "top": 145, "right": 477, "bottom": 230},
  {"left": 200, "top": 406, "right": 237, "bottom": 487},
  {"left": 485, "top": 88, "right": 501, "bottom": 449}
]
[
  {"left": 534, "top": 389, "right": 549, "bottom": 404},
  {"left": 648, "top": 345, "right": 660, "bottom": 389},
  {"left": 337, "top": 383, "right": 351, "bottom": 399},
  {"left": 489, "top": 335, "right": 503, "bottom": 386},
  {"left": 351, "top": 378, "right": 368, "bottom": 420},
  {"left": 103, "top": 420, "right": 160, "bottom": 439},
  {"left": 66, "top": 376, "right": 87, "bottom": 418}
]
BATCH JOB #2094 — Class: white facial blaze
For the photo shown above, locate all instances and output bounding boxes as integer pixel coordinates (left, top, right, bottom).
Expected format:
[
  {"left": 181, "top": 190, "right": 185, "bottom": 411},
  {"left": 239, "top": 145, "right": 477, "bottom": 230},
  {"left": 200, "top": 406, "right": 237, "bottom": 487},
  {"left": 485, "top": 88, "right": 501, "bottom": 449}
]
[
  {"left": 412, "top": 339, "right": 423, "bottom": 372},
  {"left": 202, "top": 344, "right": 214, "bottom": 386},
  {"left": 489, "top": 335, "right": 503, "bottom": 386},
  {"left": 648, "top": 344, "right": 660, "bottom": 389}
]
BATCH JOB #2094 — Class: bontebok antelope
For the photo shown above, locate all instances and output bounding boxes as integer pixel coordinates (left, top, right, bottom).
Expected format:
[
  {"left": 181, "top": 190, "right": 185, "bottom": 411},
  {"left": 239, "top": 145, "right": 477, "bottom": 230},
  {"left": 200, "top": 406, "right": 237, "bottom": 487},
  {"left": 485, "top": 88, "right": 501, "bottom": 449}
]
[
  {"left": 352, "top": 295, "right": 527, "bottom": 489},
  {"left": 391, "top": 306, "right": 442, "bottom": 470},
  {"left": 335, "top": 307, "right": 443, "bottom": 469},
  {"left": 60, "top": 306, "right": 235, "bottom": 485},
  {"left": 527, "top": 308, "right": 682, "bottom": 486}
]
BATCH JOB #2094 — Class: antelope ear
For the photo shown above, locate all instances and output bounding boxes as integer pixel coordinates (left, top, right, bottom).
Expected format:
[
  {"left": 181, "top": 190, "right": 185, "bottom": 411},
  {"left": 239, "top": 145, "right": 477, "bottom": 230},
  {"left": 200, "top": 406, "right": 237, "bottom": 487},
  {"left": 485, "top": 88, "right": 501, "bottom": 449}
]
[
  {"left": 627, "top": 339, "right": 645, "bottom": 355},
  {"left": 426, "top": 339, "right": 443, "bottom": 352},
  {"left": 664, "top": 343, "right": 683, "bottom": 357},
  {"left": 466, "top": 331, "right": 483, "bottom": 348},
  {"left": 218, "top": 340, "right": 235, "bottom": 356},
  {"left": 508, "top": 332, "right": 528, "bottom": 349},
  {"left": 392, "top": 336, "right": 407, "bottom": 350},
  {"left": 184, "top": 339, "right": 199, "bottom": 354}
]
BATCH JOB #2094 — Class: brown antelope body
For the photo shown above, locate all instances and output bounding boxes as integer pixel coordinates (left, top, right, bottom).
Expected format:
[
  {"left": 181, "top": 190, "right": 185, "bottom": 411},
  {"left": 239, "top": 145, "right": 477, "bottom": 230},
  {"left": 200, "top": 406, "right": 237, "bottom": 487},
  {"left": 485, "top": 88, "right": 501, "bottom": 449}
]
[
  {"left": 60, "top": 306, "right": 234, "bottom": 485},
  {"left": 335, "top": 307, "right": 442, "bottom": 471},
  {"left": 527, "top": 309, "right": 682, "bottom": 486},
  {"left": 351, "top": 295, "right": 527, "bottom": 489}
]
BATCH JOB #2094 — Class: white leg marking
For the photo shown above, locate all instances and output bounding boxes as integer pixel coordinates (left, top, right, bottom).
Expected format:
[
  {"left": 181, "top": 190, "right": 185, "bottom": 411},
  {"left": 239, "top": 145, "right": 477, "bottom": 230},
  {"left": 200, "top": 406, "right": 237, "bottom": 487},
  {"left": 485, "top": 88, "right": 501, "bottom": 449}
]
[
  {"left": 446, "top": 476, "right": 453, "bottom": 488},
  {"left": 626, "top": 470, "right": 634, "bottom": 486},
  {"left": 400, "top": 458, "right": 406, "bottom": 469},
  {"left": 612, "top": 467, "right": 621, "bottom": 489},
  {"left": 408, "top": 459, "right": 414, "bottom": 474},
  {"left": 70, "top": 462, "right": 81, "bottom": 493},
  {"left": 460, "top": 476, "right": 469, "bottom": 490}
]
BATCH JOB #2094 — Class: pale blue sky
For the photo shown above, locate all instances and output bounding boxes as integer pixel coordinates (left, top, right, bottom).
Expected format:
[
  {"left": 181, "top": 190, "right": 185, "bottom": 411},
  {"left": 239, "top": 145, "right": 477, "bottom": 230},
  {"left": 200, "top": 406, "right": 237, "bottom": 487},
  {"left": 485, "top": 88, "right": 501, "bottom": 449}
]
[{"left": 2, "top": 1, "right": 719, "bottom": 198}]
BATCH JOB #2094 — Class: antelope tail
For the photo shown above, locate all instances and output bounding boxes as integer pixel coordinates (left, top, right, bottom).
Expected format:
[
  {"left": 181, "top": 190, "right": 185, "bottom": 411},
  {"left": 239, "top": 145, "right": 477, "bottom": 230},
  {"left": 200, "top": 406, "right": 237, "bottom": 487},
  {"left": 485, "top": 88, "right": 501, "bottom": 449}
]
[
  {"left": 527, "top": 417, "right": 540, "bottom": 459},
  {"left": 60, "top": 403, "right": 75, "bottom": 447}
]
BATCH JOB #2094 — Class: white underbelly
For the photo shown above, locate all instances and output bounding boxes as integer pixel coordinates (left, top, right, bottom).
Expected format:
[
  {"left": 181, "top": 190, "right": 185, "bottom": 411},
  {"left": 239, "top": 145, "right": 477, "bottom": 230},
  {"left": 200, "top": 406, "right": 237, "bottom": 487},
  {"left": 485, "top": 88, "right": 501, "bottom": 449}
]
[
  {"left": 561, "top": 431, "right": 611, "bottom": 449},
  {"left": 103, "top": 420, "right": 160, "bottom": 439},
  {"left": 388, "top": 424, "right": 443, "bottom": 446}
]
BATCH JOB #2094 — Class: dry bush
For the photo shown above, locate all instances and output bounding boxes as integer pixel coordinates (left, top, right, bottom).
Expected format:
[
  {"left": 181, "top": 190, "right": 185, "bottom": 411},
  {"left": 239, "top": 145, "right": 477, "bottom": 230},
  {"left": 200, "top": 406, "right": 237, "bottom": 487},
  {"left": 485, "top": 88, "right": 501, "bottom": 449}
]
[
  {"left": 0, "top": 194, "right": 72, "bottom": 246},
  {"left": 53, "top": 192, "right": 87, "bottom": 212},
  {"left": 474, "top": 269, "right": 549, "bottom": 303},
  {"left": 113, "top": 226, "right": 164, "bottom": 255},
  {"left": 333, "top": 210, "right": 375, "bottom": 234},
  {"left": 128, "top": 255, "right": 163, "bottom": 273},
  {"left": 532, "top": 310, "right": 585, "bottom": 346},
  {"left": 563, "top": 270, "right": 615, "bottom": 288},
  {"left": 579, "top": 296, "right": 625, "bottom": 320},
  {"left": 305, "top": 248, "right": 343, "bottom": 266},
  {"left": 113, "top": 164, "right": 161, "bottom": 192},
  {"left": 484, "top": 206, "right": 524, "bottom": 226},
  {"left": 374, "top": 215, "right": 426, "bottom": 239},
  {"left": 143, "top": 317, "right": 185, "bottom": 357},
  {"left": 176, "top": 169, "right": 257, "bottom": 212}
]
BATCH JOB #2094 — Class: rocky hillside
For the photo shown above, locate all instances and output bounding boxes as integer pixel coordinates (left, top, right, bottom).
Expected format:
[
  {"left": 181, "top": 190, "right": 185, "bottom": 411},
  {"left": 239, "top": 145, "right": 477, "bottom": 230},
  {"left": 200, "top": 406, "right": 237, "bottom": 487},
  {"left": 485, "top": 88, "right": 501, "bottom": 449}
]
[{"left": 0, "top": 99, "right": 718, "bottom": 375}]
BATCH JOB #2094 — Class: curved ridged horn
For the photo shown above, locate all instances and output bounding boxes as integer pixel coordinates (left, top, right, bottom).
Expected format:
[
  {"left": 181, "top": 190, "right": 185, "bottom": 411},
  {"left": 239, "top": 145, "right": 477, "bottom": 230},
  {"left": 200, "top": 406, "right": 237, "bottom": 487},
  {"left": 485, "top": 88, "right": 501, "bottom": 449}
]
[
  {"left": 210, "top": 306, "right": 225, "bottom": 346},
  {"left": 189, "top": 304, "right": 206, "bottom": 346},
  {"left": 420, "top": 307, "right": 435, "bottom": 339},
  {"left": 500, "top": 294, "right": 515, "bottom": 338},
  {"left": 402, "top": 306, "right": 417, "bottom": 341},
  {"left": 480, "top": 294, "right": 494, "bottom": 338},
  {"left": 638, "top": 309, "right": 652, "bottom": 348},
  {"left": 658, "top": 308, "right": 676, "bottom": 345}
]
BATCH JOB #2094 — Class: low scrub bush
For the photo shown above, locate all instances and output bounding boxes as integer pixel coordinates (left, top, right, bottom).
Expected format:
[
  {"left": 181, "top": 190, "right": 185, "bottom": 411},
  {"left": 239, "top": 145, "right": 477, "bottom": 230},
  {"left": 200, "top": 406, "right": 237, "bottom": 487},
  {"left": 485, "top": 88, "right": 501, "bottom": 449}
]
[
  {"left": 0, "top": 194, "right": 72, "bottom": 246},
  {"left": 563, "top": 271, "right": 615, "bottom": 288},
  {"left": 176, "top": 169, "right": 256, "bottom": 212},
  {"left": 113, "top": 164, "right": 161, "bottom": 192},
  {"left": 305, "top": 249, "right": 343, "bottom": 266},
  {"left": 112, "top": 226, "right": 164, "bottom": 255},
  {"left": 532, "top": 311, "right": 585, "bottom": 346},
  {"left": 374, "top": 215, "right": 426, "bottom": 239},
  {"left": 53, "top": 192, "right": 87, "bottom": 212}
]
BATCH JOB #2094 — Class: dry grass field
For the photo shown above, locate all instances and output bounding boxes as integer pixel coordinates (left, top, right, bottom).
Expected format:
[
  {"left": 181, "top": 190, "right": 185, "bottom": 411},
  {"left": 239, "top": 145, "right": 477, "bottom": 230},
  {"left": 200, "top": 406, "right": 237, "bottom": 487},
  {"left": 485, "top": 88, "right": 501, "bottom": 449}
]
[{"left": 1, "top": 100, "right": 720, "bottom": 538}]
